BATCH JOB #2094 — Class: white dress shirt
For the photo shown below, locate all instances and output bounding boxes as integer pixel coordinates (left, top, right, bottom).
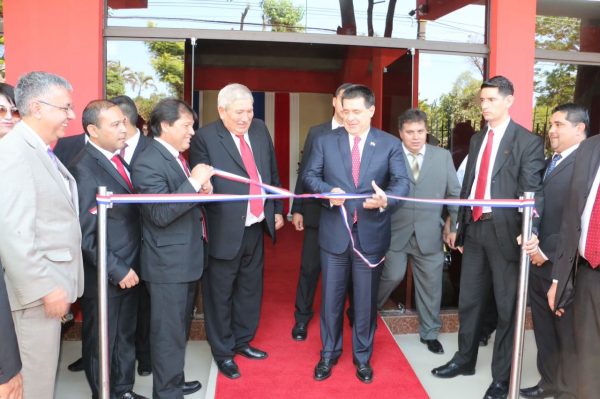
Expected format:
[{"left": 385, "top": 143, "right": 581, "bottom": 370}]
[
  {"left": 122, "top": 129, "right": 141, "bottom": 165},
  {"left": 154, "top": 137, "right": 201, "bottom": 192}
]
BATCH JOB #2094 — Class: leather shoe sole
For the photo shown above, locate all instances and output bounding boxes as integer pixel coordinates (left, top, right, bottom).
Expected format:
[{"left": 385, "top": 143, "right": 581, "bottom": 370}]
[
  {"left": 420, "top": 338, "right": 444, "bottom": 354},
  {"left": 182, "top": 380, "right": 202, "bottom": 395},
  {"left": 236, "top": 346, "right": 268, "bottom": 360},
  {"left": 291, "top": 322, "right": 307, "bottom": 341},
  {"left": 431, "top": 361, "right": 475, "bottom": 378}
]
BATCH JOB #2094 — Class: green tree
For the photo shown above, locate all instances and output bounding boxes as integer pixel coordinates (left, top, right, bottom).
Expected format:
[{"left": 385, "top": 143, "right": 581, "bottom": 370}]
[
  {"left": 146, "top": 41, "right": 185, "bottom": 98},
  {"left": 130, "top": 71, "right": 157, "bottom": 98},
  {"left": 135, "top": 93, "right": 167, "bottom": 123},
  {"left": 106, "top": 61, "right": 134, "bottom": 98},
  {"left": 262, "top": 0, "right": 305, "bottom": 33}
]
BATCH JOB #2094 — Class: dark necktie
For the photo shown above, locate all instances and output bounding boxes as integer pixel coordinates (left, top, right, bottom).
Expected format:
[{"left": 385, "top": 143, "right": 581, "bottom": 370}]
[
  {"left": 238, "top": 135, "right": 263, "bottom": 218},
  {"left": 543, "top": 153, "right": 562, "bottom": 180},
  {"left": 409, "top": 152, "right": 421, "bottom": 180},
  {"left": 111, "top": 154, "right": 133, "bottom": 191},
  {"left": 472, "top": 129, "right": 494, "bottom": 221},
  {"left": 585, "top": 183, "right": 600, "bottom": 268},
  {"left": 351, "top": 136, "right": 361, "bottom": 224}
]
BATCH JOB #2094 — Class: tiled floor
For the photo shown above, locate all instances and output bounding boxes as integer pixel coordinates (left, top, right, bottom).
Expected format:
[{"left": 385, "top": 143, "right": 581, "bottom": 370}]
[{"left": 55, "top": 331, "right": 540, "bottom": 398}]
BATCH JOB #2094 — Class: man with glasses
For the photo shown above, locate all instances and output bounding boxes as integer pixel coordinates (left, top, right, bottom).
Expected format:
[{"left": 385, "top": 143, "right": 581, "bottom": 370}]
[{"left": 0, "top": 71, "right": 84, "bottom": 399}]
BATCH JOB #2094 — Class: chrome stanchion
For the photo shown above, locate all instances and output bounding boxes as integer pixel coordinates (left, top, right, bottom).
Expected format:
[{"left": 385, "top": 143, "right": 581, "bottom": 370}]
[
  {"left": 508, "top": 191, "right": 534, "bottom": 399},
  {"left": 97, "top": 186, "right": 111, "bottom": 399}
]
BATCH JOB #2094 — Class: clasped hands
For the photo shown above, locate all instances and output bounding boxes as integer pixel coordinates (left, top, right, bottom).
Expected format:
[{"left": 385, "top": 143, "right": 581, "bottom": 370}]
[
  {"left": 190, "top": 163, "right": 215, "bottom": 194},
  {"left": 328, "top": 181, "right": 387, "bottom": 209}
]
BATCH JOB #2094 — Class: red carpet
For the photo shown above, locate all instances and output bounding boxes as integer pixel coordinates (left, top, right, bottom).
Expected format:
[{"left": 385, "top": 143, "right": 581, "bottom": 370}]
[{"left": 215, "top": 225, "right": 429, "bottom": 398}]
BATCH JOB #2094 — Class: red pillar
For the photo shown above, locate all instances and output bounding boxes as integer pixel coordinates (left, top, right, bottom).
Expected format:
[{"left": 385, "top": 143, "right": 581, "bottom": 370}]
[
  {"left": 488, "top": 0, "right": 536, "bottom": 128},
  {"left": 4, "top": 0, "right": 105, "bottom": 137}
]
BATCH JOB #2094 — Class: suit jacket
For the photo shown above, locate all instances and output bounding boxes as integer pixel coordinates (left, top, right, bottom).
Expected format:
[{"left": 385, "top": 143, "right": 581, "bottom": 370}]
[
  {"left": 129, "top": 133, "right": 151, "bottom": 167},
  {"left": 290, "top": 121, "right": 333, "bottom": 228},
  {"left": 456, "top": 120, "right": 545, "bottom": 261},
  {"left": 0, "top": 122, "right": 84, "bottom": 311},
  {"left": 532, "top": 151, "right": 577, "bottom": 280},
  {"left": 0, "top": 268, "right": 21, "bottom": 384},
  {"left": 303, "top": 127, "right": 410, "bottom": 256},
  {"left": 131, "top": 139, "right": 205, "bottom": 283},
  {"left": 53, "top": 132, "right": 86, "bottom": 167},
  {"left": 390, "top": 144, "right": 461, "bottom": 255},
  {"left": 553, "top": 134, "right": 600, "bottom": 308},
  {"left": 189, "top": 118, "right": 284, "bottom": 260},
  {"left": 69, "top": 143, "right": 141, "bottom": 298}
]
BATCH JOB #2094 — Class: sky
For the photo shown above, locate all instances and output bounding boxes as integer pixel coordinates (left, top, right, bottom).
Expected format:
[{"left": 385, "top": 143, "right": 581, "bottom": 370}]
[{"left": 106, "top": 0, "right": 486, "bottom": 101}]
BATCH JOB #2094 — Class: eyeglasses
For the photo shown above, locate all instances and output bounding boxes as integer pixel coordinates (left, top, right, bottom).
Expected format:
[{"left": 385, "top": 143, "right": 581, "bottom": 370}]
[
  {"left": 0, "top": 105, "right": 20, "bottom": 120},
  {"left": 38, "top": 100, "right": 74, "bottom": 114}
]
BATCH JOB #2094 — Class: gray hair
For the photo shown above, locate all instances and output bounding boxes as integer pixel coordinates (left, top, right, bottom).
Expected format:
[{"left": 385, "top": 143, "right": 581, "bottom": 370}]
[
  {"left": 217, "top": 83, "right": 253, "bottom": 109},
  {"left": 15, "top": 71, "right": 73, "bottom": 116}
]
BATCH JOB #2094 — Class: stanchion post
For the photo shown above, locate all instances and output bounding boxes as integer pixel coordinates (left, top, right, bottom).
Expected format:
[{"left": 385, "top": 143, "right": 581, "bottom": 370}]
[
  {"left": 97, "top": 186, "right": 110, "bottom": 399},
  {"left": 508, "top": 191, "right": 535, "bottom": 399}
]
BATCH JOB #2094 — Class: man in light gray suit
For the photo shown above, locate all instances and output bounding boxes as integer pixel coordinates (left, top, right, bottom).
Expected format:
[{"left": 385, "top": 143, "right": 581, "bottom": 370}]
[
  {"left": 0, "top": 71, "right": 84, "bottom": 399},
  {"left": 377, "top": 108, "right": 460, "bottom": 354}
]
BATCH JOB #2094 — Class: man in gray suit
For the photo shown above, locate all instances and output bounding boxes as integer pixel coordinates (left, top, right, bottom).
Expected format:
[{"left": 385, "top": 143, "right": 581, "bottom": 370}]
[
  {"left": 0, "top": 268, "right": 22, "bottom": 399},
  {"left": 377, "top": 108, "right": 460, "bottom": 354},
  {"left": 0, "top": 71, "right": 84, "bottom": 399}
]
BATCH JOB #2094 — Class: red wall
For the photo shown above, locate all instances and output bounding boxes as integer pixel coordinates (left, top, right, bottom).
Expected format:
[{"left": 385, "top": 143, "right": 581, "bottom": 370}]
[
  {"left": 4, "top": 0, "right": 104, "bottom": 137},
  {"left": 488, "top": 0, "right": 536, "bottom": 128}
]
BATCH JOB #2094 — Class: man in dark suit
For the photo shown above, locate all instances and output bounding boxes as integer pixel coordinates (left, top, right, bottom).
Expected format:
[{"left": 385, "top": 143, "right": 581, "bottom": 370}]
[
  {"left": 303, "top": 84, "right": 410, "bottom": 383},
  {"left": 290, "top": 82, "right": 353, "bottom": 341},
  {"left": 378, "top": 108, "right": 461, "bottom": 355},
  {"left": 111, "top": 95, "right": 153, "bottom": 377},
  {"left": 548, "top": 111, "right": 599, "bottom": 399},
  {"left": 0, "top": 268, "right": 22, "bottom": 399},
  {"left": 519, "top": 103, "right": 587, "bottom": 399},
  {"left": 69, "top": 100, "right": 146, "bottom": 399},
  {"left": 131, "top": 99, "right": 213, "bottom": 398},
  {"left": 54, "top": 131, "right": 86, "bottom": 167},
  {"left": 431, "top": 76, "right": 545, "bottom": 399},
  {"left": 189, "top": 83, "right": 284, "bottom": 380}
]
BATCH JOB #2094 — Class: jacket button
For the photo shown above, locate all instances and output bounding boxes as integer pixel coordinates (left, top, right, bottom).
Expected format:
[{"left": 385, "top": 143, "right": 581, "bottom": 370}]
[{"left": 569, "top": 257, "right": 573, "bottom": 262}]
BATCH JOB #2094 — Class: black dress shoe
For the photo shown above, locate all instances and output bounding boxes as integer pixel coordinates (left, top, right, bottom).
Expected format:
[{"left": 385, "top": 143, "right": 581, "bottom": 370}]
[
  {"left": 236, "top": 346, "right": 268, "bottom": 359},
  {"left": 479, "top": 334, "right": 491, "bottom": 346},
  {"left": 314, "top": 357, "right": 338, "bottom": 381},
  {"left": 519, "top": 385, "right": 557, "bottom": 398},
  {"left": 291, "top": 322, "right": 308, "bottom": 341},
  {"left": 137, "top": 364, "right": 152, "bottom": 377},
  {"left": 216, "top": 359, "right": 241, "bottom": 379},
  {"left": 420, "top": 338, "right": 444, "bottom": 354},
  {"left": 355, "top": 363, "right": 373, "bottom": 384},
  {"left": 67, "top": 357, "right": 84, "bottom": 372},
  {"left": 431, "top": 360, "right": 475, "bottom": 378},
  {"left": 483, "top": 381, "right": 508, "bottom": 399},
  {"left": 182, "top": 380, "right": 202, "bottom": 395},
  {"left": 119, "top": 391, "right": 148, "bottom": 399}
]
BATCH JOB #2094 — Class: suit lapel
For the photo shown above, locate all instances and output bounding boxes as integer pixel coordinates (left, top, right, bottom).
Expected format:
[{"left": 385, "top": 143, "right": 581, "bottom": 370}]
[
  {"left": 86, "top": 144, "right": 132, "bottom": 193},
  {"left": 585, "top": 140, "right": 600, "bottom": 194},
  {"left": 402, "top": 152, "right": 416, "bottom": 183},
  {"left": 463, "top": 132, "right": 485, "bottom": 193},
  {"left": 247, "top": 124, "right": 264, "bottom": 176},
  {"left": 491, "top": 121, "right": 515, "bottom": 178},
  {"left": 217, "top": 121, "right": 247, "bottom": 173},
  {"left": 151, "top": 140, "right": 188, "bottom": 181},
  {"left": 544, "top": 152, "right": 574, "bottom": 184},
  {"left": 130, "top": 133, "right": 148, "bottom": 166},
  {"left": 337, "top": 129, "right": 355, "bottom": 187},
  {"left": 417, "top": 144, "right": 434, "bottom": 183}
]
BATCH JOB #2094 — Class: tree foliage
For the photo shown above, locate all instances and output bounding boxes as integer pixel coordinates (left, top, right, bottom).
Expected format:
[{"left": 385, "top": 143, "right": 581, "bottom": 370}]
[
  {"left": 135, "top": 93, "right": 167, "bottom": 122},
  {"left": 262, "top": 0, "right": 305, "bottom": 32},
  {"left": 106, "top": 61, "right": 130, "bottom": 98},
  {"left": 535, "top": 16, "right": 580, "bottom": 51},
  {"left": 146, "top": 41, "right": 185, "bottom": 98}
]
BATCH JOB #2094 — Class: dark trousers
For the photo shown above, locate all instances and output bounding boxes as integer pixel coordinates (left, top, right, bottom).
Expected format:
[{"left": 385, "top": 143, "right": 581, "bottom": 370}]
[
  {"left": 81, "top": 288, "right": 139, "bottom": 399},
  {"left": 294, "top": 226, "right": 321, "bottom": 324},
  {"left": 146, "top": 281, "right": 196, "bottom": 399},
  {"left": 320, "top": 226, "right": 382, "bottom": 365},
  {"left": 529, "top": 270, "right": 577, "bottom": 397},
  {"left": 202, "top": 223, "right": 264, "bottom": 361},
  {"left": 453, "top": 220, "right": 518, "bottom": 382},
  {"left": 574, "top": 261, "right": 600, "bottom": 399},
  {"left": 135, "top": 281, "right": 151, "bottom": 369}
]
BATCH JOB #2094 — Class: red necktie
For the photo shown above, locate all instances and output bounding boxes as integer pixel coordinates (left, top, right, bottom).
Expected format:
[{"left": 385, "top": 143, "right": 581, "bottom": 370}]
[
  {"left": 111, "top": 154, "right": 133, "bottom": 191},
  {"left": 178, "top": 153, "right": 208, "bottom": 242},
  {"left": 585, "top": 185, "right": 600, "bottom": 268},
  {"left": 178, "top": 154, "right": 191, "bottom": 177},
  {"left": 472, "top": 129, "right": 494, "bottom": 221},
  {"left": 351, "top": 136, "right": 361, "bottom": 224},
  {"left": 237, "top": 135, "right": 263, "bottom": 217}
]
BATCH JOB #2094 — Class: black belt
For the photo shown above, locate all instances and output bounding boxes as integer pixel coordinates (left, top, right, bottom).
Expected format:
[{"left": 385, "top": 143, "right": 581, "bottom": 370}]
[{"left": 579, "top": 257, "right": 600, "bottom": 271}]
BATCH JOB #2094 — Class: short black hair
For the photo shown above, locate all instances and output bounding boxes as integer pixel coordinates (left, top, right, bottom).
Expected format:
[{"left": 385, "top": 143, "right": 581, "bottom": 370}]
[
  {"left": 111, "top": 95, "right": 139, "bottom": 126},
  {"left": 341, "top": 84, "right": 375, "bottom": 108},
  {"left": 481, "top": 75, "right": 514, "bottom": 97},
  {"left": 398, "top": 108, "right": 428, "bottom": 131},
  {"left": 0, "top": 83, "right": 16, "bottom": 106},
  {"left": 82, "top": 100, "right": 117, "bottom": 135},
  {"left": 553, "top": 102, "right": 590, "bottom": 137},
  {"left": 335, "top": 82, "right": 354, "bottom": 97},
  {"left": 149, "top": 98, "right": 197, "bottom": 138}
]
